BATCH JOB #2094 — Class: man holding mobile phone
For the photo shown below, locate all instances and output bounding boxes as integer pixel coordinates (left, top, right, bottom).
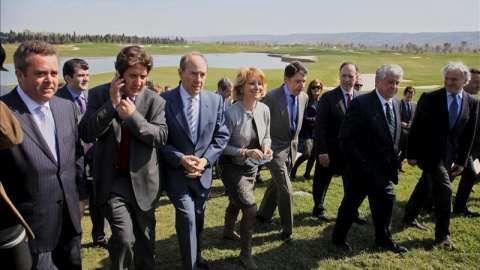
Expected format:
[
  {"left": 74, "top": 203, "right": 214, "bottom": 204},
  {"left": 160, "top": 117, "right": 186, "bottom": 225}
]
[{"left": 79, "top": 46, "right": 168, "bottom": 269}]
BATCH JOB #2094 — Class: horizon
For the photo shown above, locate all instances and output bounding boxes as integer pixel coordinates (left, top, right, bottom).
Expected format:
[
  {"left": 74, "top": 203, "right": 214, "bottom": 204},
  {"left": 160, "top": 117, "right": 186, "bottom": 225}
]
[{"left": 2, "top": 0, "right": 479, "bottom": 37}]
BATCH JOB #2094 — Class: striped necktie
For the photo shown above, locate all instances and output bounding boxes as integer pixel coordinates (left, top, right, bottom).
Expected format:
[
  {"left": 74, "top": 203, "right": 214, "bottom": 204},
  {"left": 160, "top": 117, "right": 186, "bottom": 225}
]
[
  {"left": 385, "top": 102, "right": 395, "bottom": 139},
  {"left": 187, "top": 96, "right": 197, "bottom": 143}
]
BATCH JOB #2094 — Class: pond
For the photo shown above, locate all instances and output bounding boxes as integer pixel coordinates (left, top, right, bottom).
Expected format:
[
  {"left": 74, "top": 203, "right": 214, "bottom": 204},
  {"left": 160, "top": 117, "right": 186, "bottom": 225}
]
[{"left": 0, "top": 53, "right": 287, "bottom": 85}]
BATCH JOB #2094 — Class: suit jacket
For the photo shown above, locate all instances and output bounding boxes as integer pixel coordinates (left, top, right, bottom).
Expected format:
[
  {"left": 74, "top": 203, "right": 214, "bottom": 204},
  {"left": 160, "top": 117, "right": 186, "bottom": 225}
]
[
  {"left": 0, "top": 88, "right": 84, "bottom": 253},
  {"left": 78, "top": 83, "right": 168, "bottom": 211},
  {"left": 159, "top": 87, "right": 229, "bottom": 190},
  {"left": 314, "top": 87, "right": 361, "bottom": 173},
  {"left": 399, "top": 99, "right": 417, "bottom": 144},
  {"left": 406, "top": 88, "right": 478, "bottom": 172},
  {"left": 261, "top": 85, "right": 308, "bottom": 169},
  {"left": 339, "top": 90, "right": 402, "bottom": 187}
]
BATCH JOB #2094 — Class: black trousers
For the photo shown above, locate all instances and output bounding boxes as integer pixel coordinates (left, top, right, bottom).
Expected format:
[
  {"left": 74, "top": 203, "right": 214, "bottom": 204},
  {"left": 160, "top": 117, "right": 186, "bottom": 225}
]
[
  {"left": 453, "top": 155, "right": 477, "bottom": 211},
  {"left": 332, "top": 179, "right": 395, "bottom": 247},
  {"left": 404, "top": 164, "right": 452, "bottom": 241},
  {"left": 312, "top": 161, "right": 361, "bottom": 218}
]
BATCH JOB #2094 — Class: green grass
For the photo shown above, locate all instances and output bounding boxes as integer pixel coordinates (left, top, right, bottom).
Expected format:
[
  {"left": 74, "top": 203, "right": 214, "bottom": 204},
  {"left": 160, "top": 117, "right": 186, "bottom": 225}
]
[{"left": 81, "top": 164, "right": 480, "bottom": 270}]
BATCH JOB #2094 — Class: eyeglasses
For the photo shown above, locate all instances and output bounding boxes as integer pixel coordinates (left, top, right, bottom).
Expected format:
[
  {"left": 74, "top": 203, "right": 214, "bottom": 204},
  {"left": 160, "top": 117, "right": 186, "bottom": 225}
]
[
  {"left": 311, "top": 86, "right": 322, "bottom": 90},
  {"left": 354, "top": 84, "right": 363, "bottom": 87}
]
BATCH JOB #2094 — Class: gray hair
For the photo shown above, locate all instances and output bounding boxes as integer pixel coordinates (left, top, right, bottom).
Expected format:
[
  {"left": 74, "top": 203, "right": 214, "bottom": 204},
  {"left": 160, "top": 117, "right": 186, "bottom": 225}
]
[
  {"left": 376, "top": 64, "right": 403, "bottom": 81},
  {"left": 217, "top": 77, "right": 233, "bottom": 90},
  {"left": 442, "top": 61, "right": 471, "bottom": 81},
  {"left": 179, "top": 51, "right": 208, "bottom": 71}
]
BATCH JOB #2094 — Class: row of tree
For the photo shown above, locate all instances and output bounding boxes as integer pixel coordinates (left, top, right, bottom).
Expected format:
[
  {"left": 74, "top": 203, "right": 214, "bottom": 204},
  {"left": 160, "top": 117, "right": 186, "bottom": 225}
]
[
  {"left": 381, "top": 41, "right": 476, "bottom": 54},
  {"left": 0, "top": 30, "right": 187, "bottom": 45}
]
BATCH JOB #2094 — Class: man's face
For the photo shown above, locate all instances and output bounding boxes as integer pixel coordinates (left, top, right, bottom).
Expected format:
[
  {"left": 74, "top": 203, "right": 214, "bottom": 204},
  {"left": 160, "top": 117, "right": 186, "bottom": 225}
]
[
  {"left": 65, "top": 67, "right": 89, "bottom": 94},
  {"left": 179, "top": 55, "right": 207, "bottom": 96},
  {"left": 376, "top": 73, "right": 401, "bottom": 100},
  {"left": 122, "top": 64, "right": 148, "bottom": 98},
  {"left": 339, "top": 64, "right": 358, "bottom": 92},
  {"left": 444, "top": 69, "right": 468, "bottom": 94},
  {"left": 284, "top": 72, "right": 307, "bottom": 96},
  {"left": 354, "top": 79, "right": 363, "bottom": 91},
  {"left": 464, "top": 74, "right": 480, "bottom": 95},
  {"left": 403, "top": 92, "right": 414, "bottom": 102},
  {"left": 219, "top": 86, "right": 232, "bottom": 99},
  {"left": 15, "top": 53, "right": 59, "bottom": 104}
]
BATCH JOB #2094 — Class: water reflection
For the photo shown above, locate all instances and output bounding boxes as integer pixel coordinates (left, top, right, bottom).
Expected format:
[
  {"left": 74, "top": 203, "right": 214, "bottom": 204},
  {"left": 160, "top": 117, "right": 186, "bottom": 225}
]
[{"left": 1, "top": 53, "right": 286, "bottom": 85}]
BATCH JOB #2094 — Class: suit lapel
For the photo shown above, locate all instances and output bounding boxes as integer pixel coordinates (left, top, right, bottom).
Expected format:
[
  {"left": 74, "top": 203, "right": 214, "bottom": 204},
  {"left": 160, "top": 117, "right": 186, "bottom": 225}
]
[
  {"left": 275, "top": 87, "right": 291, "bottom": 131},
  {"left": 392, "top": 98, "right": 402, "bottom": 145},
  {"left": 9, "top": 89, "right": 58, "bottom": 164},
  {"left": 335, "top": 88, "right": 347, "bottom": 115},
  {"left": 170, "top": 89, "right": 194, "bottom": 143},
  {"left": 197, "top": 90, "right": 210, "bottom": 143},
  {"left": 368, "top": 90, "right": 392, "bottom": 141}
]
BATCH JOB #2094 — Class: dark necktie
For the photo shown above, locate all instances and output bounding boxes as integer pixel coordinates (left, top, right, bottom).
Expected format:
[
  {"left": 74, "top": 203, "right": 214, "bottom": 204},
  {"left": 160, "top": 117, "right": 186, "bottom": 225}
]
[
  {"left": 117, "top": 95, "right": 131, "bottom": 173},
  {"left": 406, "top": 102, "right": 411, "bottom": 119},
  {"left": 290, "top": 95, "right": 296, "bottom": 135},
  {"left": 449, "top": 93, "right": 460, "bottom": 130},
  {"left": 385, "top": 102, "right": 395, "bottom": 139}
]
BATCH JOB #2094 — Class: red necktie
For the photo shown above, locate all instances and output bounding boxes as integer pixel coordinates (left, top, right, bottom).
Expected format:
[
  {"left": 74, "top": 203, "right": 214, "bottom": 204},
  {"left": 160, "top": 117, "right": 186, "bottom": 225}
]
[{"left": 346, "top": 92, "right": 352, "bottom": 105}]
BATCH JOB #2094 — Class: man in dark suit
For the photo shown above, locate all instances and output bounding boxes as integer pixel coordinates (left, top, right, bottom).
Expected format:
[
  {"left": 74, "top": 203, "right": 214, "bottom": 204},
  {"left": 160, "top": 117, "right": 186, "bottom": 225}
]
[
  {"left": 56, "top": 58, "right": 110, "bottom": 248},
  {"left": 398, "top": 86, "right": 416, "bottom": 173},
  {"left": 404, "top": 62, "right": 478, "bottom": 250},
  {"left": 256, "top": 61, "right": 309, "bottom": 244},
  {"left": 160, "top": 52, "right": 229, "bottom": 270},
  {"left": 452, "top": 67, "right": 480, "bottom": 217},
  {"left": 0, "top": 40, "right": 86, "bottom": 269},
  {"left": 332, "top": 64, "right": 407, "bottom": 253},
  {"left": 312, "top": 62, "right": 367, "bottom": 224},
  {"left": 79, "top": 46, "right": 168, "bottom": 269}
]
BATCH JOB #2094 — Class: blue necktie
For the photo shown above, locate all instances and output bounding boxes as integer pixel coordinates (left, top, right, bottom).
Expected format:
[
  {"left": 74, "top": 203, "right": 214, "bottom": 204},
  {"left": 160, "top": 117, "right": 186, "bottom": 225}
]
[
  {"left": 289, "top": 95, "right": 296, "bottom": 135},
  {"left": 449, "top": 93, "right": 460, "bottom": 130}
]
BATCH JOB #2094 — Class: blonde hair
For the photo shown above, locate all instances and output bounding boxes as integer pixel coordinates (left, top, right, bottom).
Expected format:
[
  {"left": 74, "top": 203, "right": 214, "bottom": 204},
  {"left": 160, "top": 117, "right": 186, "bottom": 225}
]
[{"left": 233, "top": 67, "right": 267, "bottom": 101}]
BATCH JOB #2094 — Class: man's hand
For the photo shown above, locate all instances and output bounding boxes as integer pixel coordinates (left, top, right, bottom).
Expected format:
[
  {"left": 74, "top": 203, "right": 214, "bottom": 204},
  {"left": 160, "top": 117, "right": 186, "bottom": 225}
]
[
  {"left": 181, "top": 155, "right": 206, "bottom": 178},
  {"left": 110, "top": 74, "right": 124, "bottom": 107},
  {"left": 401, "top": 122, "right": 410, "bottom": 129},
  {"left": 407, "top": 159, "right": 417, "bottom": 166},
  {"left": 79, "top": 200, "right": 85, "bottom": 219},
  {"left": 450, "top": 163, "right": 464, "bottom": 177},
  {"left": 318, "top": 154, "right": 330, "bottom": 168},
  {"left": 117, "top": 97, "right": 136, "bottom": 120}
]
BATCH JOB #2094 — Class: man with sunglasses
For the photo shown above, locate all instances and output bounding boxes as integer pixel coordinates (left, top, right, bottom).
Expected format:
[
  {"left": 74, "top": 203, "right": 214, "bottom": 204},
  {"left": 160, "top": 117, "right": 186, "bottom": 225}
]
[{"left": 353, "top": 77, "right": 363, "bottom": 91}]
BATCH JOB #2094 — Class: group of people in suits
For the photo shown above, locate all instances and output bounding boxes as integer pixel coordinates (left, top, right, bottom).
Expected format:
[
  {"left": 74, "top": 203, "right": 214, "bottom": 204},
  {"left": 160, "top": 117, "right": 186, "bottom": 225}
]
[{"left": 0, "top": 38, "right": 479, "bottom": 270}]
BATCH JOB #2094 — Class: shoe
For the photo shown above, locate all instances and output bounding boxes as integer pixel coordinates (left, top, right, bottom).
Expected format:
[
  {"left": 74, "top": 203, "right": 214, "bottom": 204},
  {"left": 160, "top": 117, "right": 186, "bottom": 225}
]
[
  {"left": 334, "top": 242, "right": 352, "bottom": 251},
  {"left": 303, "top": 173, "right": 311, "bottom": 180},
  {"left": 312, "top": 210, "right": 332, "bottom": 222},
  {"left": 404, "top": 219, "right": 430, "bottom": 232},
  {"left": 353, "top": 216, "right": 368, "bottom": 225},
  {"left": 255, "top": 174, "right": 265, "bottom": 184},
  {"left": 437, "top": 237, "right": 456, "bottom": 250},
  {"left": 289, "top": 171, "right": 297, "bottom": 180},
  {"left": 377, "top": 243, "right": 408, "bottom": 253},
  {"left": 197, "top": 258, "right": 211, "bottom": 269},
  {"left": 281, "top": 232, "right": 294, "bottom": 244},
  {"left": 453, "top": 207, "right": 480, "bottom": 217},
  {"left": 255, "top": 214, "right": 275, "bottom": 225}
]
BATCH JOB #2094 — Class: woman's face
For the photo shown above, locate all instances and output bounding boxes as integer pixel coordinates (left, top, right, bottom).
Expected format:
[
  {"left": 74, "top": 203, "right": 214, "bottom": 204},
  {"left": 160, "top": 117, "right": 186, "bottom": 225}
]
[
  {"left": 310, "top": 83, "right": 322, "bottom": 98},
  {"left": 243, "top": 75, "right": 263, "bottom": 101}
]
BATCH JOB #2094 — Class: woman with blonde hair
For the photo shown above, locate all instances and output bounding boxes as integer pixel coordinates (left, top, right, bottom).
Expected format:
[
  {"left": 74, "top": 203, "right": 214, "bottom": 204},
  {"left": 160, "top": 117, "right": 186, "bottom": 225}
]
[{"left": 219, "top": 67, "right": 272, "bottom": 269}]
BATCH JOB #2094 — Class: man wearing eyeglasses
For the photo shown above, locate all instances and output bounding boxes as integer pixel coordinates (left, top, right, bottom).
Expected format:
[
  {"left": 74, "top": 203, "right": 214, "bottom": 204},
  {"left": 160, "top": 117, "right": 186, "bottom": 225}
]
[
  {"left": 312, "top": 62, "right": 367, "bottom": 224},
  {"left": 353, "top": 77, "right": 363, "bottom": 91}
]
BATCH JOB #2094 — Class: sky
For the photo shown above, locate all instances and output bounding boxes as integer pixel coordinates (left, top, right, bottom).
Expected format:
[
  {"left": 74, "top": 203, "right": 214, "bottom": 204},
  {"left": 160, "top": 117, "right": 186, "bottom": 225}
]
[{"left": 1, "top": 0, "right": 479, "bottom": 37}]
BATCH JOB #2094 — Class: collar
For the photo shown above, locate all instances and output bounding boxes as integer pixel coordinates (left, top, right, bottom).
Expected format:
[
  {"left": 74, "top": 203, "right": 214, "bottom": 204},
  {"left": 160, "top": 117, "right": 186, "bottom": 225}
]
[
  {"left": 375, "top": 88, "right": 390, "bottom": 105},
  {"left": 180, "top": 85, "right": 200, "bottom": 102},
  {"left": 17, "top": 85, "right": 51, "bottom": 112},
  {"left": 66, "top": 85, "right": 85, "bottom": 100},
  {"left": 340, "top": 86, "right": 353, "bottom": 96}
]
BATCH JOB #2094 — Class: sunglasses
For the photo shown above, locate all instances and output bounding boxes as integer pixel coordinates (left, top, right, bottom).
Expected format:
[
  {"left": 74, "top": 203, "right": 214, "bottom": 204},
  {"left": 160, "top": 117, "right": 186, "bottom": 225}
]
[
  {"left": 311, "top": 86, "right": 322, "bottom": 90},
  {"left": 354, "top": 84, "right": 363, "bottom": 87}
]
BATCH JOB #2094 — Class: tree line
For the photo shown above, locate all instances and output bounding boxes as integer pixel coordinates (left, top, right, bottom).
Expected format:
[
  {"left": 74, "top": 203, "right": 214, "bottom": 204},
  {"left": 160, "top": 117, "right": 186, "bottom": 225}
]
[{"left": 0, "top": 30, "right": 187, "bottom": 45}]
